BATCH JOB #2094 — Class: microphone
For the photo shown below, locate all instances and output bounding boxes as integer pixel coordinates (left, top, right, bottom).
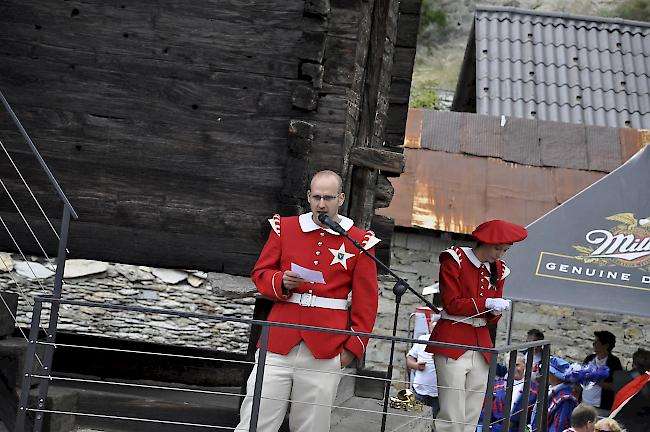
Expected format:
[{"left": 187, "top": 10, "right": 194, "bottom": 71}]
[{"left": 317, "top": 213, "right": 347, "bottom": 235}]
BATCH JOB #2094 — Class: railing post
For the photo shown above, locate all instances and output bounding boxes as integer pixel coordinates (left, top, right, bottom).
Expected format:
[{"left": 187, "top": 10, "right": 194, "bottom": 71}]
[
  {"left": 533, "top": 343, "right": 551, "bottom": 432},
  {"left": 33, "top": 206, "right": 72, "bottom": 432},
  {"left": 380, "top": 292, "right": 404, "bottom": 432},
  {"left": 501, "top": 349, "right": 518, "bottom": 431},
  {"left": 481, "top": 350, "right": 499, "bottom": 431},
  {"left": 517, "top": 347, "right": 535, "bottom": 432},
  {"left": 15, "top": 299, "right": 43, "bottom": 432},
  {"left": 249, "top": 325, "right": 269, "bottom": 432}
]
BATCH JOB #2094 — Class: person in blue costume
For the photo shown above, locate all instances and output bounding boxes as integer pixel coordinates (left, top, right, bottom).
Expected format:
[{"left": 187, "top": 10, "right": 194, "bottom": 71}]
[{"left": 531, "top": 357, "right": 577, "bottom": 432}]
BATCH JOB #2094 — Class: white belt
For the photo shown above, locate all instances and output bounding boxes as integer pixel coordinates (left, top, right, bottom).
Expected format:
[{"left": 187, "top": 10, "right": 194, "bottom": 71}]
[
  {"left": 286, "top": 291, "right": 349, "bottom": 310},
  {"left": 440, "top": 311, "right": 487, "bottom": 327}
]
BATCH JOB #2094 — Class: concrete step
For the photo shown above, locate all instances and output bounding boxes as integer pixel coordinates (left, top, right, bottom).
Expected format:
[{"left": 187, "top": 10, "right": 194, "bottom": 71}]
[
  {"left": 26, "top": 366, "right": 402, "bottom": 432},
  {"left": 331, "top": 395, "right": 433, "bottom": 432},
  {"left": 54, "top": 378, "right": 240, "bottom": 432},
  {"left": 0, "top": 292, "right": 18, "bottom": 338},
  {"left": 27, "top": 386, "right": 79, "bottom": 432},
  {"left": 0, "top": 336, "right": 48, "bottom": 390}
]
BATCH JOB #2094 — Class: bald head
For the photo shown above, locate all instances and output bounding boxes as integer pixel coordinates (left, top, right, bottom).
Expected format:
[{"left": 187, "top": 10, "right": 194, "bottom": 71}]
[
  {"left": 308, "top": 170, "right": 345, "bottom": 226},
  {"left": 310, "top": 170, "right": 343, "bottom": 194}
]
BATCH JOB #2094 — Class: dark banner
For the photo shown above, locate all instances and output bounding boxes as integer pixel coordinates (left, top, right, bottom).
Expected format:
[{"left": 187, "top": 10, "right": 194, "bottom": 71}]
[{"left": 506, "top": 146, "right": 650, "bottom": 317}]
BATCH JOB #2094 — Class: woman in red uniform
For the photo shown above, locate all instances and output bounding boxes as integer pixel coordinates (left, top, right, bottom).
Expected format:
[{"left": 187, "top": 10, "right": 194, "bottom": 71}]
[{"left": 426, "top": 220, "right": 527, "bottom": 432}]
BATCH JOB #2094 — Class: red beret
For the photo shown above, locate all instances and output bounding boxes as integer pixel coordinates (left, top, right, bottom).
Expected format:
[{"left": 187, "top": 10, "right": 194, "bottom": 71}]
[{"left": 472, "top": 220, "right": 528, "bottom": 244}]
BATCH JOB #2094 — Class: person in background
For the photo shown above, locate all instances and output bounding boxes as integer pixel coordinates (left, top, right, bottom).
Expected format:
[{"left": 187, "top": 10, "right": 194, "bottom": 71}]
[
  {"left": 531, "top": 356, "right": 579, "bottom": 432},
  {"left": 593, "top": 418, "right": 626, "bottom": 432},
  {"left": 406, "top": 331, "right": 440, "bottom": 418},
  {"left": 478, "top": 353, "right": 538, "bottom": 432},
  {"left": 525, "top": 328, "right": 545, "bottom": 376},
  {"left": 582, "top": 331, "right": 623, "bottom": 411},
  {"left": 562, "top": 403, "right": 597, "bottom": 432},
  {"left": 427, "top": 219, "right": 528, "bottom": 432},
  {"left": 610, "top": 347, "right": 650, "bottom": 432}
]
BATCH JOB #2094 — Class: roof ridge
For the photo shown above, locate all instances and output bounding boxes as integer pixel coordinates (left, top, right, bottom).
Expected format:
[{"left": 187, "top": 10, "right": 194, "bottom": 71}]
[
  {"left": 475, "top": 4, "right": 650, "bottom": 30},
  {"left": 476, "top": 56, "right": 650, "bottom": 78},
  {"left": 476, "top": 36, "right": 650, "bottom": 58},
  {"left": 476, "top": 77, "right": 649, "bottom": 97},
  {"left": 482, "top": 95, "right": 650, "bottom": 114}
]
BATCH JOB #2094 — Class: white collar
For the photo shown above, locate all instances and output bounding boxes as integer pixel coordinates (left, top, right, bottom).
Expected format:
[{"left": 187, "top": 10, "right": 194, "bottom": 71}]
[
  {"left": 461, "top": 247, "right": 490, "bottom": 272},
  {"left": 298, "top": 212, "right": 354, "bottom": 235}
]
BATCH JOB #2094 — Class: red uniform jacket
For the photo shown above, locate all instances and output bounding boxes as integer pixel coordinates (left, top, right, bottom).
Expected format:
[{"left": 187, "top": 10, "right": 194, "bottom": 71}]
[
  {"left": 426, "top": 246, "right": 509, "bottom": 363},
  {"left": 252, "top": 212, "right": 379, "bottom": 360}
]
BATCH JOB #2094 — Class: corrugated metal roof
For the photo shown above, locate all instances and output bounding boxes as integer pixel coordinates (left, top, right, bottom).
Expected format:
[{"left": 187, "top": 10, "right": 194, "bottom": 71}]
[{"left": 472, "top": 5, "right": 650, "bottom": 129}]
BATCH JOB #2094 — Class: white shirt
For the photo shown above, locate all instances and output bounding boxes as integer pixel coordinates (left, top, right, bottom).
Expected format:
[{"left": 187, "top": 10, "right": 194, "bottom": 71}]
[
  {"left": 407, "top": 334, "right": 438, "bottom": 397},
  {"left": 582, "top": 355, "right": 607, "bottom": 407},
  {"left": 511, "top": 378, "right": 525, "bottom": 411}
]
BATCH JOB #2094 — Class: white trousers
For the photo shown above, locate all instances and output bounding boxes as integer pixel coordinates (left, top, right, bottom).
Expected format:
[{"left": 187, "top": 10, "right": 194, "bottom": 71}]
[
  {"left": 433, "top": 351, "right": 489, "bottom": 432},
  {"left": 235, "top": 342, "right": 342, "bottom": 432}
]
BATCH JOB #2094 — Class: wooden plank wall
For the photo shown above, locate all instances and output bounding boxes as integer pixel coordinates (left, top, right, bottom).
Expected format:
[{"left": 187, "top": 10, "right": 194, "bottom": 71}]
[{"left": 0, "top": 0, "right": 419, "bottom": 275}]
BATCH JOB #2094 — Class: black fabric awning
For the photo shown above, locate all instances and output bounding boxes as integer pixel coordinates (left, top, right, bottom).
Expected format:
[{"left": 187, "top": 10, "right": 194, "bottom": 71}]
[{"left": 505, "top": 146, "right": 650, "bottom": 317}]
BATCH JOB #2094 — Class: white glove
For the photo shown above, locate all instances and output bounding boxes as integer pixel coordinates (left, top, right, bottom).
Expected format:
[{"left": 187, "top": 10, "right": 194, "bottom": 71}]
[{"left": 485, "top": 298, "right": 511, "bottom": 312}]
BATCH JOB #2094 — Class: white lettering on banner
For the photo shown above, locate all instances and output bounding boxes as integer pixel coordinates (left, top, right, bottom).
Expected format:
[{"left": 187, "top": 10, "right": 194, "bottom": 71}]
[
  {"left": 543, "top": 261, "right": 634, "bottom": 283},
  {"left": 586, "top": 230, "right": 650, "bottom": 260}
]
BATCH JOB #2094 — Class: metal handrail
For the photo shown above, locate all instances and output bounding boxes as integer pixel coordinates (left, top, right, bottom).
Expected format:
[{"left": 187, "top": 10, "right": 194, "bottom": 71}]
[
  {"left": 0, "top": 89, "right": 78, "bottom": 219},
  {"left": 30, "top": 296, "right": 551, "bottom": 354},
  {"left": 15, "top": 296, "right": 552, "bottom": 432}
]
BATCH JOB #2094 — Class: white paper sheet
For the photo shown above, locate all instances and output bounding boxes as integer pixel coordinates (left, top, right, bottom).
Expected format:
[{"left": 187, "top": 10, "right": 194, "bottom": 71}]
[{"left": 291, "top": 263, "right": 326, "bottom": 284}]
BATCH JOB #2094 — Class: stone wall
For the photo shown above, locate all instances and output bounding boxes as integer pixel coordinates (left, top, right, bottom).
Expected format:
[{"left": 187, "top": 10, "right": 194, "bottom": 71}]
[{"left": 0, "top": 253, "right": 255, "bottom": 354}]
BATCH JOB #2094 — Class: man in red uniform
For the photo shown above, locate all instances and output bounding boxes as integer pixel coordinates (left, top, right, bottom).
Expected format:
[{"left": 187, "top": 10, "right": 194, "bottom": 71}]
[
  {"left": 426, "top": 220, "right": 527, "bottom": 432},
  {"left": 235, "top": 170, "right": 380, "bottom": 432}
]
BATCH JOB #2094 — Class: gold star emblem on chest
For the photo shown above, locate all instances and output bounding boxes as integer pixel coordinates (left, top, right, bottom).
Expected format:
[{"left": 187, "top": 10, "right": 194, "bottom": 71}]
[{"left": 328, "top": 243, "right": 355, "bottom": 269}]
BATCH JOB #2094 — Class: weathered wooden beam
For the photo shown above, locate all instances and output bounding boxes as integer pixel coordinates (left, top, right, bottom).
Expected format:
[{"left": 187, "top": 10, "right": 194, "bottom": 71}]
[
  {"left": 350, "top": 147, "right": 405, "bottom": 174},
  {"left": 292, "top": 85, "right": 319, "bottom": 110},
  {"left": 296, "top": 31, "right": 327, "bottom": 62},
  {"left": 301, "top": 62, "right": 324, "bottom": 89},
  {"left": 288, "top": 120, "right": 315, "bottom": 156},
  {"left": 305, "top": 0, "right": 331, "bottom": 16},
  {"left": 344, "top": 0, "right": 401, "bottom": 230},
  {"left": 374, "top": 175, "right": 395, "bottom": 208}
]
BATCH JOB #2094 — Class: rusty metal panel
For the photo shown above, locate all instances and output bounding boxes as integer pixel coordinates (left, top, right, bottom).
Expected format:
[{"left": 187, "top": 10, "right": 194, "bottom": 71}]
[
  {"left": 382, "top": 109, "right": 633, "bottom": 233},
  {"left": 586, "top": 125, "right": 622, "bottom": 172},
  {"left": 379, "top": 149, "right": 612, "bottom": 233},
  {"left": 420, "top": 110, "right": 461, "bottom": 152},
  {"left": 553, "top": 168, "right": 606, "bottom": 203},
  {"left": 619, "top": 127, "right": 650, "bottom": 162},
  {"left": 460, "top": 112, "right": 502, "bottom": 158},
  {"left": 485, "top": 159, "right": 556, "bottom": 224},
  {"left": 409, "top": 151, "right": 488, "bottom": 234},
  {"left": 404, "top": 108, "right": 423, "bottom": 148},
  {"left": 500, "top": 116, "right": 541, "bottom": 166},
  {"left": 377, "top": 148, "right": 417, "bottom": 227},
  {"left": 539, "top": 120, "right": 588, "bottom": 169}
]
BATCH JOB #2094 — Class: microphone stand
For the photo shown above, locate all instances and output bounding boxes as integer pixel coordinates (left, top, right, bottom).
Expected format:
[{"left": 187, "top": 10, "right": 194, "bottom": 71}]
[{"left": 319, "top": 215, "right": 439, "bottom": 432}]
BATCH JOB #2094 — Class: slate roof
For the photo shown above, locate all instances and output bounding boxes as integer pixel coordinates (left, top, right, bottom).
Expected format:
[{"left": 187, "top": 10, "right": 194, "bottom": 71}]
[{"left": 452, "top": 5, "right": 650, "bottom": 129}]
